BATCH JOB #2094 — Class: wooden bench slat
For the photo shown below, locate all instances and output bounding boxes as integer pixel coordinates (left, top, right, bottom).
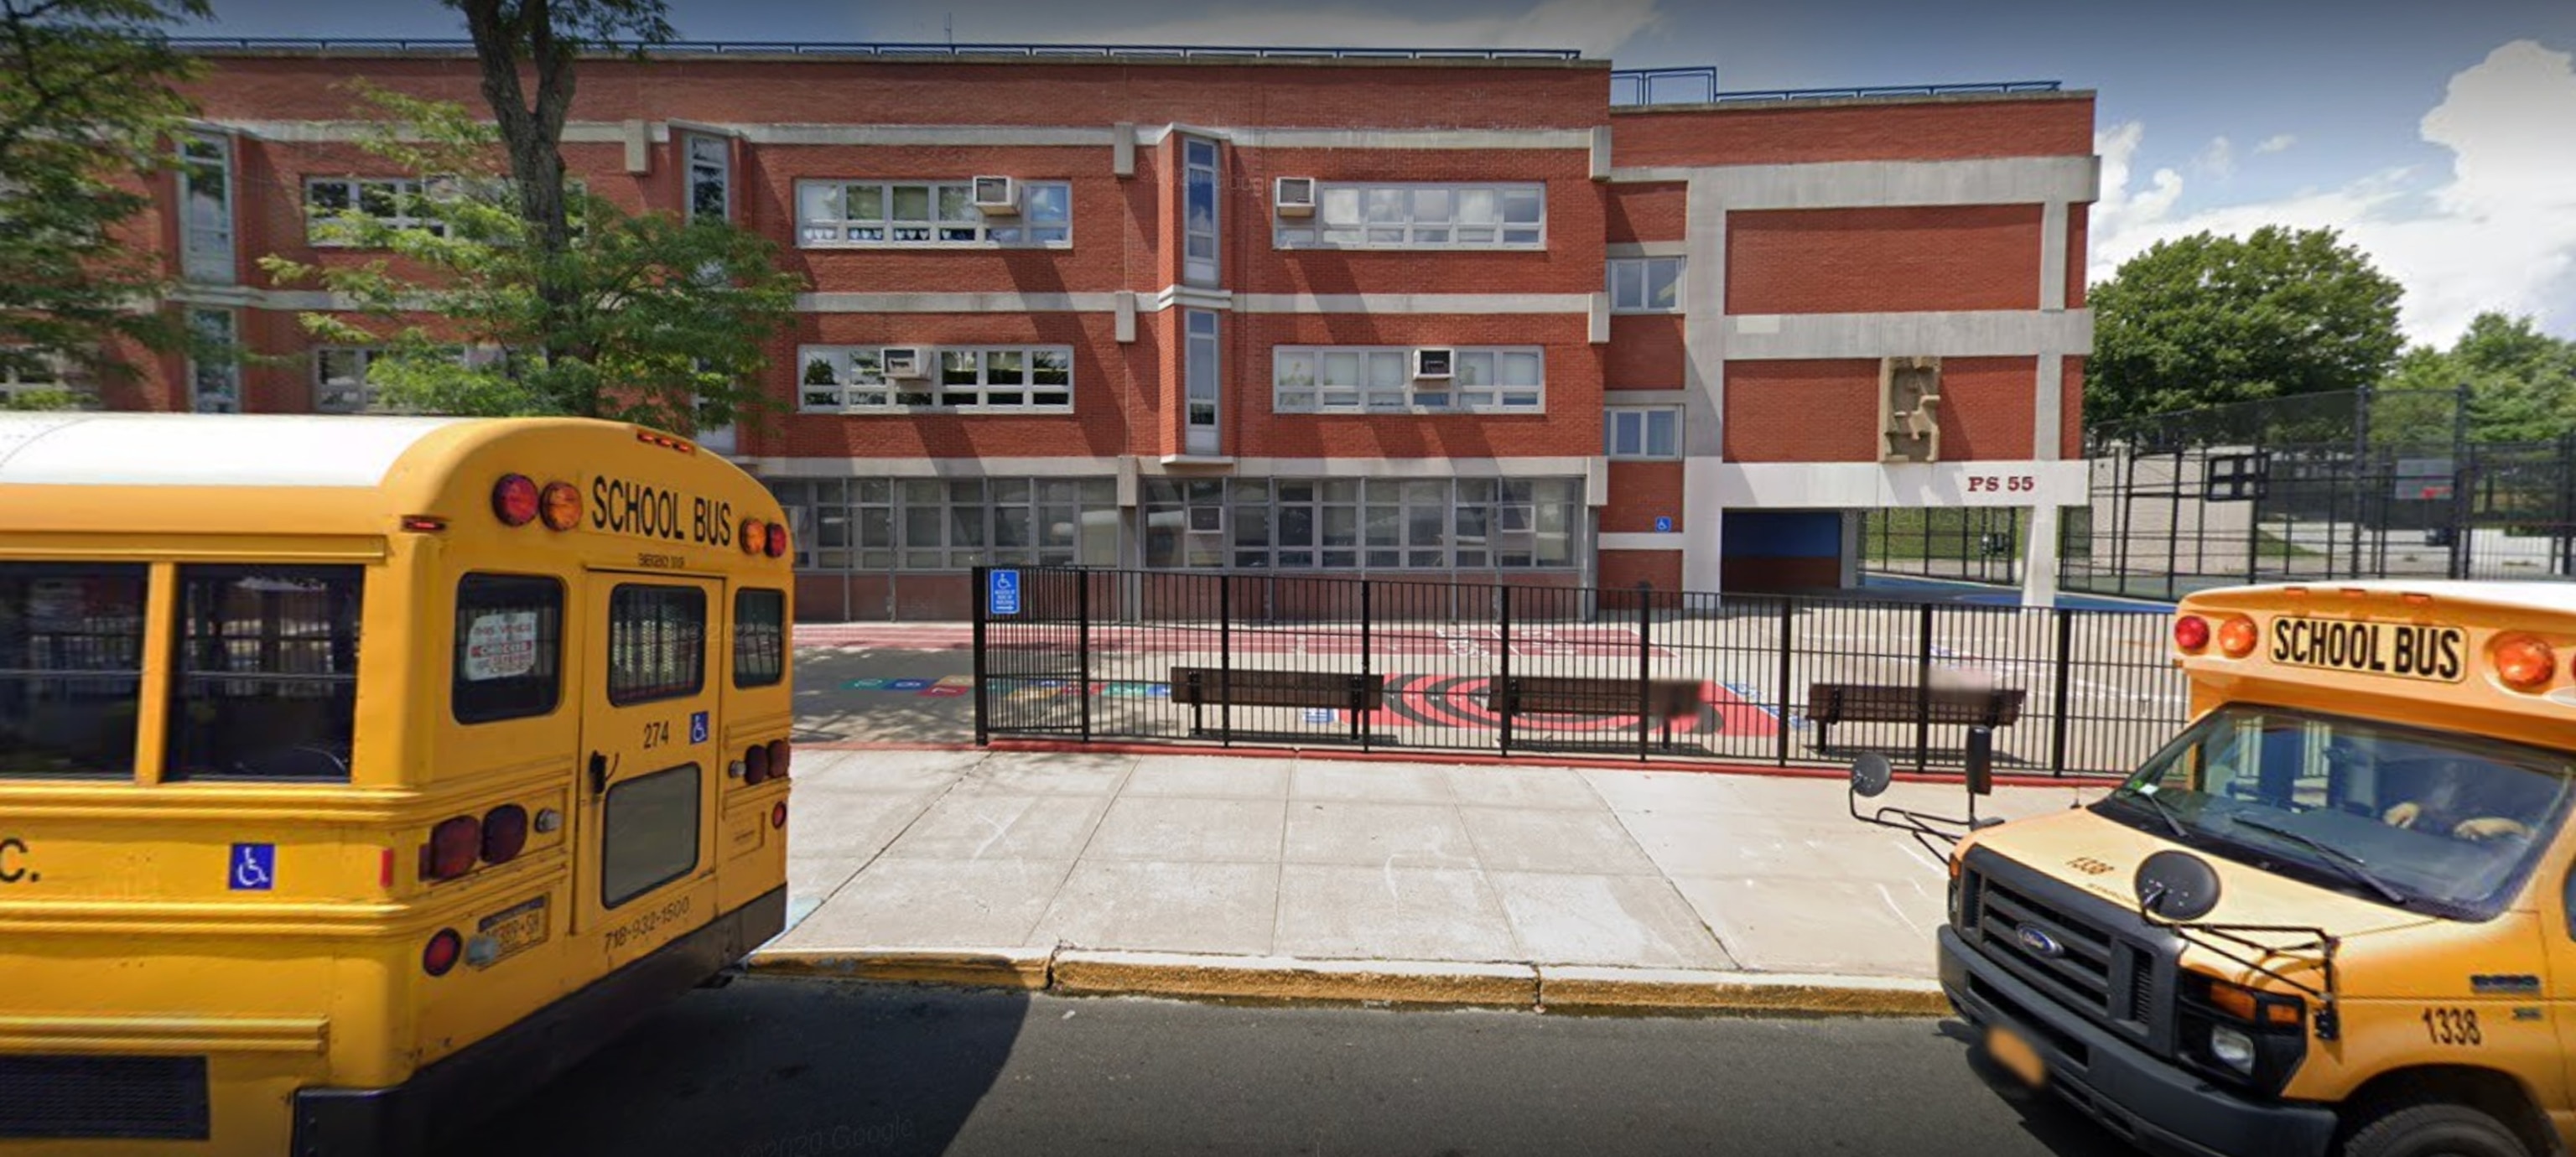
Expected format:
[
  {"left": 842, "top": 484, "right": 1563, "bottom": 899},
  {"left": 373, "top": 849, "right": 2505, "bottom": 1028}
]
[
  {"left": 1167, "top": 667, "right": 1385, "bottom": 710},
  {"left": 1801, "top": 681, "right": 2026, "bottom": 747}
]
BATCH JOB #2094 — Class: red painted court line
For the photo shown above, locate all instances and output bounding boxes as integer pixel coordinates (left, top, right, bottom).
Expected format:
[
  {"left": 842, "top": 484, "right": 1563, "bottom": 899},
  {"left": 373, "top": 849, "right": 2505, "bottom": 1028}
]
[{"left": 792, "top": 737, "right": 2106, "bottom": 789}]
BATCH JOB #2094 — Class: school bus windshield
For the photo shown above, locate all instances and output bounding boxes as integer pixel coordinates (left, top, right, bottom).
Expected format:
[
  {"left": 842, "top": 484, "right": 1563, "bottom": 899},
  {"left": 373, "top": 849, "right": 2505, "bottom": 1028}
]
[{"left": 2096, "top": 704, "right": 2576, "bottom": 920}]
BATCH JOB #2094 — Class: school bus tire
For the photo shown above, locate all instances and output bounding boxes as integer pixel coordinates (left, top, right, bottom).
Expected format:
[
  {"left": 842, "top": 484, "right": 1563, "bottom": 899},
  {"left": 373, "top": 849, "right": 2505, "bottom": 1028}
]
[{"left": 2341, "top": 1099, "right": 2530, "bottom": 1157}]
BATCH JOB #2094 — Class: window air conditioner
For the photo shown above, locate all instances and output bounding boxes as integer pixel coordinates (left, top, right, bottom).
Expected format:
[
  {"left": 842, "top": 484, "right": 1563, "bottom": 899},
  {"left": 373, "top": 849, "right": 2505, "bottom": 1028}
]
[
  {"left": 1413, "top": 348, "right": 1455, "bottom": 381},
  {"left": 881, "top": 347, "right": 930, "bottom": 379},
  {"left": 1275, "top": 176, "right": 1317, "bottom": 217},
  {"left": 971, "top": 175, "right": 1020, "bottom": 215}
]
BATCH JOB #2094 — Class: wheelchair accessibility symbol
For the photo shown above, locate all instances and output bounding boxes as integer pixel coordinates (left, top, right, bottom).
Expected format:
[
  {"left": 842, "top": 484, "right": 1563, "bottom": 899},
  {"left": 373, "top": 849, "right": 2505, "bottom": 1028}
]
[
  {"left": 690, "top": 711, "right": 709, "bottom": 745},
  {"left": 230, "top": 843, "right": 275, "bottom": 891}
]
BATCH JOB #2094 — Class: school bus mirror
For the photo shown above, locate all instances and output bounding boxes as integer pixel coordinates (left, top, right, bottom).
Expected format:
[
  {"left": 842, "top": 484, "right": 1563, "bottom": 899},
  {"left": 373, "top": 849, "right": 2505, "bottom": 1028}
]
[
  {"left": 1966, "top": 727, "right": 1994, "bottom": 796},
  {"left": 1850, "top": 751, "right": 1893, "bottom": 799}
]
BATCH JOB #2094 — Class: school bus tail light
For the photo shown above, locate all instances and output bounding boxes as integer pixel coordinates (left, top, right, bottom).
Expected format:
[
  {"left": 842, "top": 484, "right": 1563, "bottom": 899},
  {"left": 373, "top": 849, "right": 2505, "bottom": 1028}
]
[
  {"left": 766, "top": 739, "right": 791, "bottom": 781},
  {"left": 2217, "top": 615, "right": 2259, "bottom": 658},
  {"left": 480, "top": 805, "right": 530, "bottom": 864},
  {"left": 491, "top": 475, "right": 540, "bottom": 527},
  {"left": 740, "top": 519, "right": 765, "bottom": 555},
  {"left": 2174, "top": 615, "right": 2211, "bottom": 652},
  {"left": 423, "top": 815, "right": 481, "bottom": 881},
  {"left": 423, "top": 929, "right": 463, "bottom": 977},
  {"left": 765, "top": 521, "right": 789, "bottom": 558},
  {"left": 743, "top": 743, "right": 771, "bottom": 785},
  {"left": 2493, "top": 634, "right": 2555, "bottom": 692},
  {"left": 539, "top": 482, "right": 582, "bottom": 531},
  {"left": 771, "top": 802, "right": 788, "bottom": 829}
]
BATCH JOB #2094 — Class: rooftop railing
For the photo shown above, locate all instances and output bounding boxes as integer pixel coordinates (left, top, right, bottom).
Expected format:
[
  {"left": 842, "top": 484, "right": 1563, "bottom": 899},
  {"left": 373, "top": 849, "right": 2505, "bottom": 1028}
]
[
  {"left": 1610, "top": 65, "right": 2064, "bottom": 106},
  {"left": 167, "top": 37, "right": 1584, "bottom": 61}
]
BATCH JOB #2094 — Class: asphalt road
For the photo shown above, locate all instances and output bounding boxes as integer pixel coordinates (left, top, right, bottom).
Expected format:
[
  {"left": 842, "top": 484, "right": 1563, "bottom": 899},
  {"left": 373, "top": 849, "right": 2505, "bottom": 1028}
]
[{"left": 476, "top": 978, "right": 2144, "bottom": 1157}]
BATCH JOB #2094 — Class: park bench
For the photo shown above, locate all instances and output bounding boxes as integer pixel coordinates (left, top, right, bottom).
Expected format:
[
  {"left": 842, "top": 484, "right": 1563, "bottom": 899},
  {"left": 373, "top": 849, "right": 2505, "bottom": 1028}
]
[
  {"left": 1803, "top": 682, "right": 2026, "bottom": 750},
  {"left": 1484, "top": 676, "right": 1707, "bottom": 749},
  {"left": 1168, "top": 667, "right": 1385, "bottom": 743}
]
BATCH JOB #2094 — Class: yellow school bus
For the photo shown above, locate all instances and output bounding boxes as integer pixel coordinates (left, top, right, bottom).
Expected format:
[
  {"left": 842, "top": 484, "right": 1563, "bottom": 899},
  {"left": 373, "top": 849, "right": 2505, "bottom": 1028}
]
[
  {"left": 1853, "top": 580, "right": 2576, "bottom": 1157},
  {"left": 0, "top": 412, "right": 793, "bottom": 1155}
]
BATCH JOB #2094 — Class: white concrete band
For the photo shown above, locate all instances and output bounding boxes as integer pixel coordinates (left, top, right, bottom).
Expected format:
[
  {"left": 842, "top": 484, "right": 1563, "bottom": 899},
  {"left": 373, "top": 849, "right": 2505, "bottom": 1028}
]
[
  {"left": 1598, "top": 532, "right": 1684, "bottom": 551},
  {"left": 1722, "top": 310, "right": 2092, "bottom": 360},
  {"left": 1609, "top": 156, "right": 2098, "bottom": 209}
]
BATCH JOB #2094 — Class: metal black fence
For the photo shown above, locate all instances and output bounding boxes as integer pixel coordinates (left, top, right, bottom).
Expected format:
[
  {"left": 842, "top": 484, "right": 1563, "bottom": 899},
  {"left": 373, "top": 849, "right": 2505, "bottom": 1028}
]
[
  {"left": 2066, "top": 387, "right": 2576, "bottom": 600},
  {"left": 971, "top": 566, "right": 2184, "bottom": 778}
]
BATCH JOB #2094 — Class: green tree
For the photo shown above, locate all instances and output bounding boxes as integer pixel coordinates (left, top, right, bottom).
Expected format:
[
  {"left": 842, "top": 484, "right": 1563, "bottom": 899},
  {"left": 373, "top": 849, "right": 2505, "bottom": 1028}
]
[
  {"left": 259, "top": 85, "right": 798, "bottom": 433},
  {"left": 2387, "top": 312, "right": 2576, "bottom": 444},
  {"left": 0, "top": 0, "right": 211, "bottom": 392},
  {"left": 2088, "top": 226, "right": 2406, "bottom": 423}
]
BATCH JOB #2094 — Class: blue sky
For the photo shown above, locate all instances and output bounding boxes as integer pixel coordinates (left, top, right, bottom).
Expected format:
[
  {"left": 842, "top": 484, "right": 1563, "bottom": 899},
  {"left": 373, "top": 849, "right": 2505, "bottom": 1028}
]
[{"left": 181, "top": 0, "right": 2576, "bottom": 346}]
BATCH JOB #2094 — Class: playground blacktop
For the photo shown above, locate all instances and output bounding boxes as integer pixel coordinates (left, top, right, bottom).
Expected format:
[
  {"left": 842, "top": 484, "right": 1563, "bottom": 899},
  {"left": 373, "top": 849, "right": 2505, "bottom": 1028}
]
[{"left": 755, "top": 627, "right": 2119, "bottom": 1014}]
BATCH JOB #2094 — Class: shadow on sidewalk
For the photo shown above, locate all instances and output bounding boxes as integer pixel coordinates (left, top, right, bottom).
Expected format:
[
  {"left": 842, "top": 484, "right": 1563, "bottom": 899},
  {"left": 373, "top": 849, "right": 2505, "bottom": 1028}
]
[
  {"left": 1931, "top": 1020, "right": 2148, "bottom": 1156},
  {"left": 793, "top": 647, "right": 979, "bottom": 745},
  {"left": 478, "top": 978, "right": 1031, "bottom": 1157}
]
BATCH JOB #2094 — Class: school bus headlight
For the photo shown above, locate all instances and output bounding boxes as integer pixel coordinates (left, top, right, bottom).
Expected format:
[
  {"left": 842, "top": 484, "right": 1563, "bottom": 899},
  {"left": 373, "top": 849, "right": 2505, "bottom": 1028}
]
[
  {"left": 2174, "top": 615, "right": 2211, "bottom": 652},
  {"left": 491, "top": 474, "right": 540, "bottom": 527},
  {"left": 2209, "top": 1025, "right": 2257, "bottom": 1073},
  {"left": 2217, "top": 615, "right": 2259, "bottom": 658},
  {"left": 538, "top": 481, "right": 581, "bottom": 531},
  {"left": 2492, "top": 634, "right": 2555, "bottom": 692}
]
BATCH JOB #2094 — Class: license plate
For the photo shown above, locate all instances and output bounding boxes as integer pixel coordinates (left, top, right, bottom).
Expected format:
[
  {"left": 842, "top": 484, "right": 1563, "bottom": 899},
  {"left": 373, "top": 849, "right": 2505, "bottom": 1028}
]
[
  {"left": 1986, "top": 1024, "right": 2045, "bottom": 1087},
  {"left": 2268, "top": 616, "right": 2466, "bottom": 683},
  {"left": 472, "top": 895, "right": 550, "bottom": 968}
]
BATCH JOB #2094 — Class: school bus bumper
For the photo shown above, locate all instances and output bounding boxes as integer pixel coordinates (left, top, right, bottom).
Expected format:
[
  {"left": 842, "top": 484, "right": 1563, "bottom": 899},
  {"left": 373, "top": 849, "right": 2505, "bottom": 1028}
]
[
  {"left": 290, "top": 885, "right": 786, "bottom": 1157},
  {"left": 1940, "top": 925, "right": 2337, "bottom": 1157}
]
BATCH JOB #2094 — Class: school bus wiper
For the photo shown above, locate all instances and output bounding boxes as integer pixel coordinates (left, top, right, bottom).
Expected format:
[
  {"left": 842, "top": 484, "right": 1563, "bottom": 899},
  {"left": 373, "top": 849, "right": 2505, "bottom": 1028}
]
[
  {"left": 2222, "top": 814, "right": 2410, "bottom": 907},
  {"left": 2111, "top": 784, "right": 2189, "bottom": 839}
]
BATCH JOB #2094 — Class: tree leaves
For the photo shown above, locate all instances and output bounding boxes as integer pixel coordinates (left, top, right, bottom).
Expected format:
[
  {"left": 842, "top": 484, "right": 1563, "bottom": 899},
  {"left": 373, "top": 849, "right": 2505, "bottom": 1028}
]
[{"left": 2088, "top": 226, "right": 2406, "bottom": 424}]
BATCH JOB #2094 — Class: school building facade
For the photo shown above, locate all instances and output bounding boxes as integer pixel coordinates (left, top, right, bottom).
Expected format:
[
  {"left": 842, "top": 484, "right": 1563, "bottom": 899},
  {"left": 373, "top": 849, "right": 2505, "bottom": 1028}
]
[{"left": 70, "top": 43, "right": 2097, "bottom": 620}]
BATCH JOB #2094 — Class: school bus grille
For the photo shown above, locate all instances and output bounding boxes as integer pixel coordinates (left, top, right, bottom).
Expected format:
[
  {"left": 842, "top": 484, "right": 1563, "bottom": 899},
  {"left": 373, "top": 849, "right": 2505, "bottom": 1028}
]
[
  {"left": 1961, "top": 860, "right": 2171, "bottom": 1051},
  {"left": 0, "top": 1055, "right": 210, "bottom": 1140}
]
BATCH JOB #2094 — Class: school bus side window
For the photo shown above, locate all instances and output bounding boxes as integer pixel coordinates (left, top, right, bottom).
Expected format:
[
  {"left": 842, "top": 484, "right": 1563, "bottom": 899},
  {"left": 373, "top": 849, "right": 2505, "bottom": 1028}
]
[
  {"left": 608, "top": 584, "right": 704, "bottom": 706},
  {"left": 735, "top": 588, "right": 785, "bottom": 688},
  {"left": 168, "top": 565, "right": 362, "bottom": 781},
  {"left": 454, "top": 573, "right": 564, "bottom": 724},
  {"left": 0, "top": 563, "right": 149, "bottom": 779}
]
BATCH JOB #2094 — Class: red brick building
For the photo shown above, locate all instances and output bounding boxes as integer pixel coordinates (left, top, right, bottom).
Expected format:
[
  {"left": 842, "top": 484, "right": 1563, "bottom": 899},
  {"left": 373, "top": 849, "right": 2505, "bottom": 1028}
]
[{"left": 71, "top": 43, "right": 2096, "bottom": 620}]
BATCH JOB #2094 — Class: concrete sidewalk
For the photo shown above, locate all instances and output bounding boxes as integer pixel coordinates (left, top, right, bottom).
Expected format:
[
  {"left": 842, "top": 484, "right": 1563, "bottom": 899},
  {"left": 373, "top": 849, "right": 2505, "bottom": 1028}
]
[{"left": 754, "top": 746, "right": 2109, "bottom": 1013}]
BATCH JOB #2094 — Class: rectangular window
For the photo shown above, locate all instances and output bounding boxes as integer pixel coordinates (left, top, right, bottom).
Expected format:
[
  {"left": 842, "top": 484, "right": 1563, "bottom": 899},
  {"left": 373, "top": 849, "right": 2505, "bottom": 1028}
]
[
  {"left": 168, "top": 565, "right": 363, "bottom": 781},
  {"left": 795, "top": 179, "right": 1070, "bottom": 246},
  {"left": 734, "top": 588, "right": 786, "bottom": 688},
  {"left": 684, "top": 132, "right": 730, "bottom": 223},
  {"left": 453, "top": 573, "right": 564, "bottom": 724},
  {"left": 1143, "top": 478, "right": 1582, "bottom": 570},
  {"left": 607, "top": 584, "right": 706, "bottom": 706},
  {"left": 0, "top": 353, "right": 75, "bottom": 408},
  {"left": 1605, "top": 407, "right": 1682, "bottom": 459},
  {"left": 1, "top": 563, "right": 148, "bottom": 779},
  {"left": 179, "top": 132, "right": 234, "bottom": 284},
  {"left": 797, "top": 345, "right": 1071, "bottom": 412},
  {"left": 187, "top": 309, "right": 239, "bottom": 414},
  {"left": 1185, "top": 311, "right": 1220, "bottom": 455},
  {"left": 1607, "top": 257, "right": 1685, "bottom": 313},
  {"left": 304, "top": 177, "right": 447, "bottom": 245},
  {"left": 1275, "top": 182, "right": 1544, "bottom": 250},
  {"left": 771, "top": 477, "right": 1117, "bottom": 571},
  {"left": 1183, "top": 137, "right": 1220, "bottom": 287},
  {"left": 601, "top": 763, "right": 700, "bottom": 907},
  {"left": 1273, "top": 345, "right": 1543, "bottom": 414}
]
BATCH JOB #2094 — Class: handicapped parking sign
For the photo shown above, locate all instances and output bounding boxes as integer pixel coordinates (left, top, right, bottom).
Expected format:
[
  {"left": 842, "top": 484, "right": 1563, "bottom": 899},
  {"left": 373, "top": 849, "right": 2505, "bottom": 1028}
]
[{"left": 989, "top": 568, "right": 1021, "bottom": 616}]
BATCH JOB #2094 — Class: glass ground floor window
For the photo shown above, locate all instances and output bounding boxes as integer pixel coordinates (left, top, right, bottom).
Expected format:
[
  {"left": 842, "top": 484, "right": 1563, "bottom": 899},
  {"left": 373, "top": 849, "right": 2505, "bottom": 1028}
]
[
  {"left": 1143, "top": 477, "right": 1582, "bottom": 570},
  {"left": 765, "top": 477, "right": 1119, "bottom": 571}
]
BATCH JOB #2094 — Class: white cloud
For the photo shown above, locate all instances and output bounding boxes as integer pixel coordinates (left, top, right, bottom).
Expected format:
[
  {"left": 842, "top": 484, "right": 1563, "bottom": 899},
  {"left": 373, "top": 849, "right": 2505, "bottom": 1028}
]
[
  {"left": 964, "top": 0, "right": 1666, "bottom": 59},
  {"left": 2090, "top": 39, "right": 2576, "bottom": 346},
  {"left": 2193, "top": 135, "right": 2235, "bottom": 179},
  {"left": 2254, "top": 133, "right": 2297, "bottom": 155}
]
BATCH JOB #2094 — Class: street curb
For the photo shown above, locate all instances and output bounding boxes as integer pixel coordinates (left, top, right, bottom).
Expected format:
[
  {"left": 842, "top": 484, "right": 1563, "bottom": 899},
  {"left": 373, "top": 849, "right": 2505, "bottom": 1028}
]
[
  {"left": 1052, "top": 952, "right": 1539, "bottom": 1008},
  {"left": 1538, "top": 966, "right": 1949, "bottom": 1017},
  {"left": 746, "top": 947, "right": 1050, "bottom": 990},
  {"left": 793, "top": 737, "right": 2106, "bottom": 791},
  {"left": 743, "top": 947, "right": 1945, "bottom": 1017}
]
